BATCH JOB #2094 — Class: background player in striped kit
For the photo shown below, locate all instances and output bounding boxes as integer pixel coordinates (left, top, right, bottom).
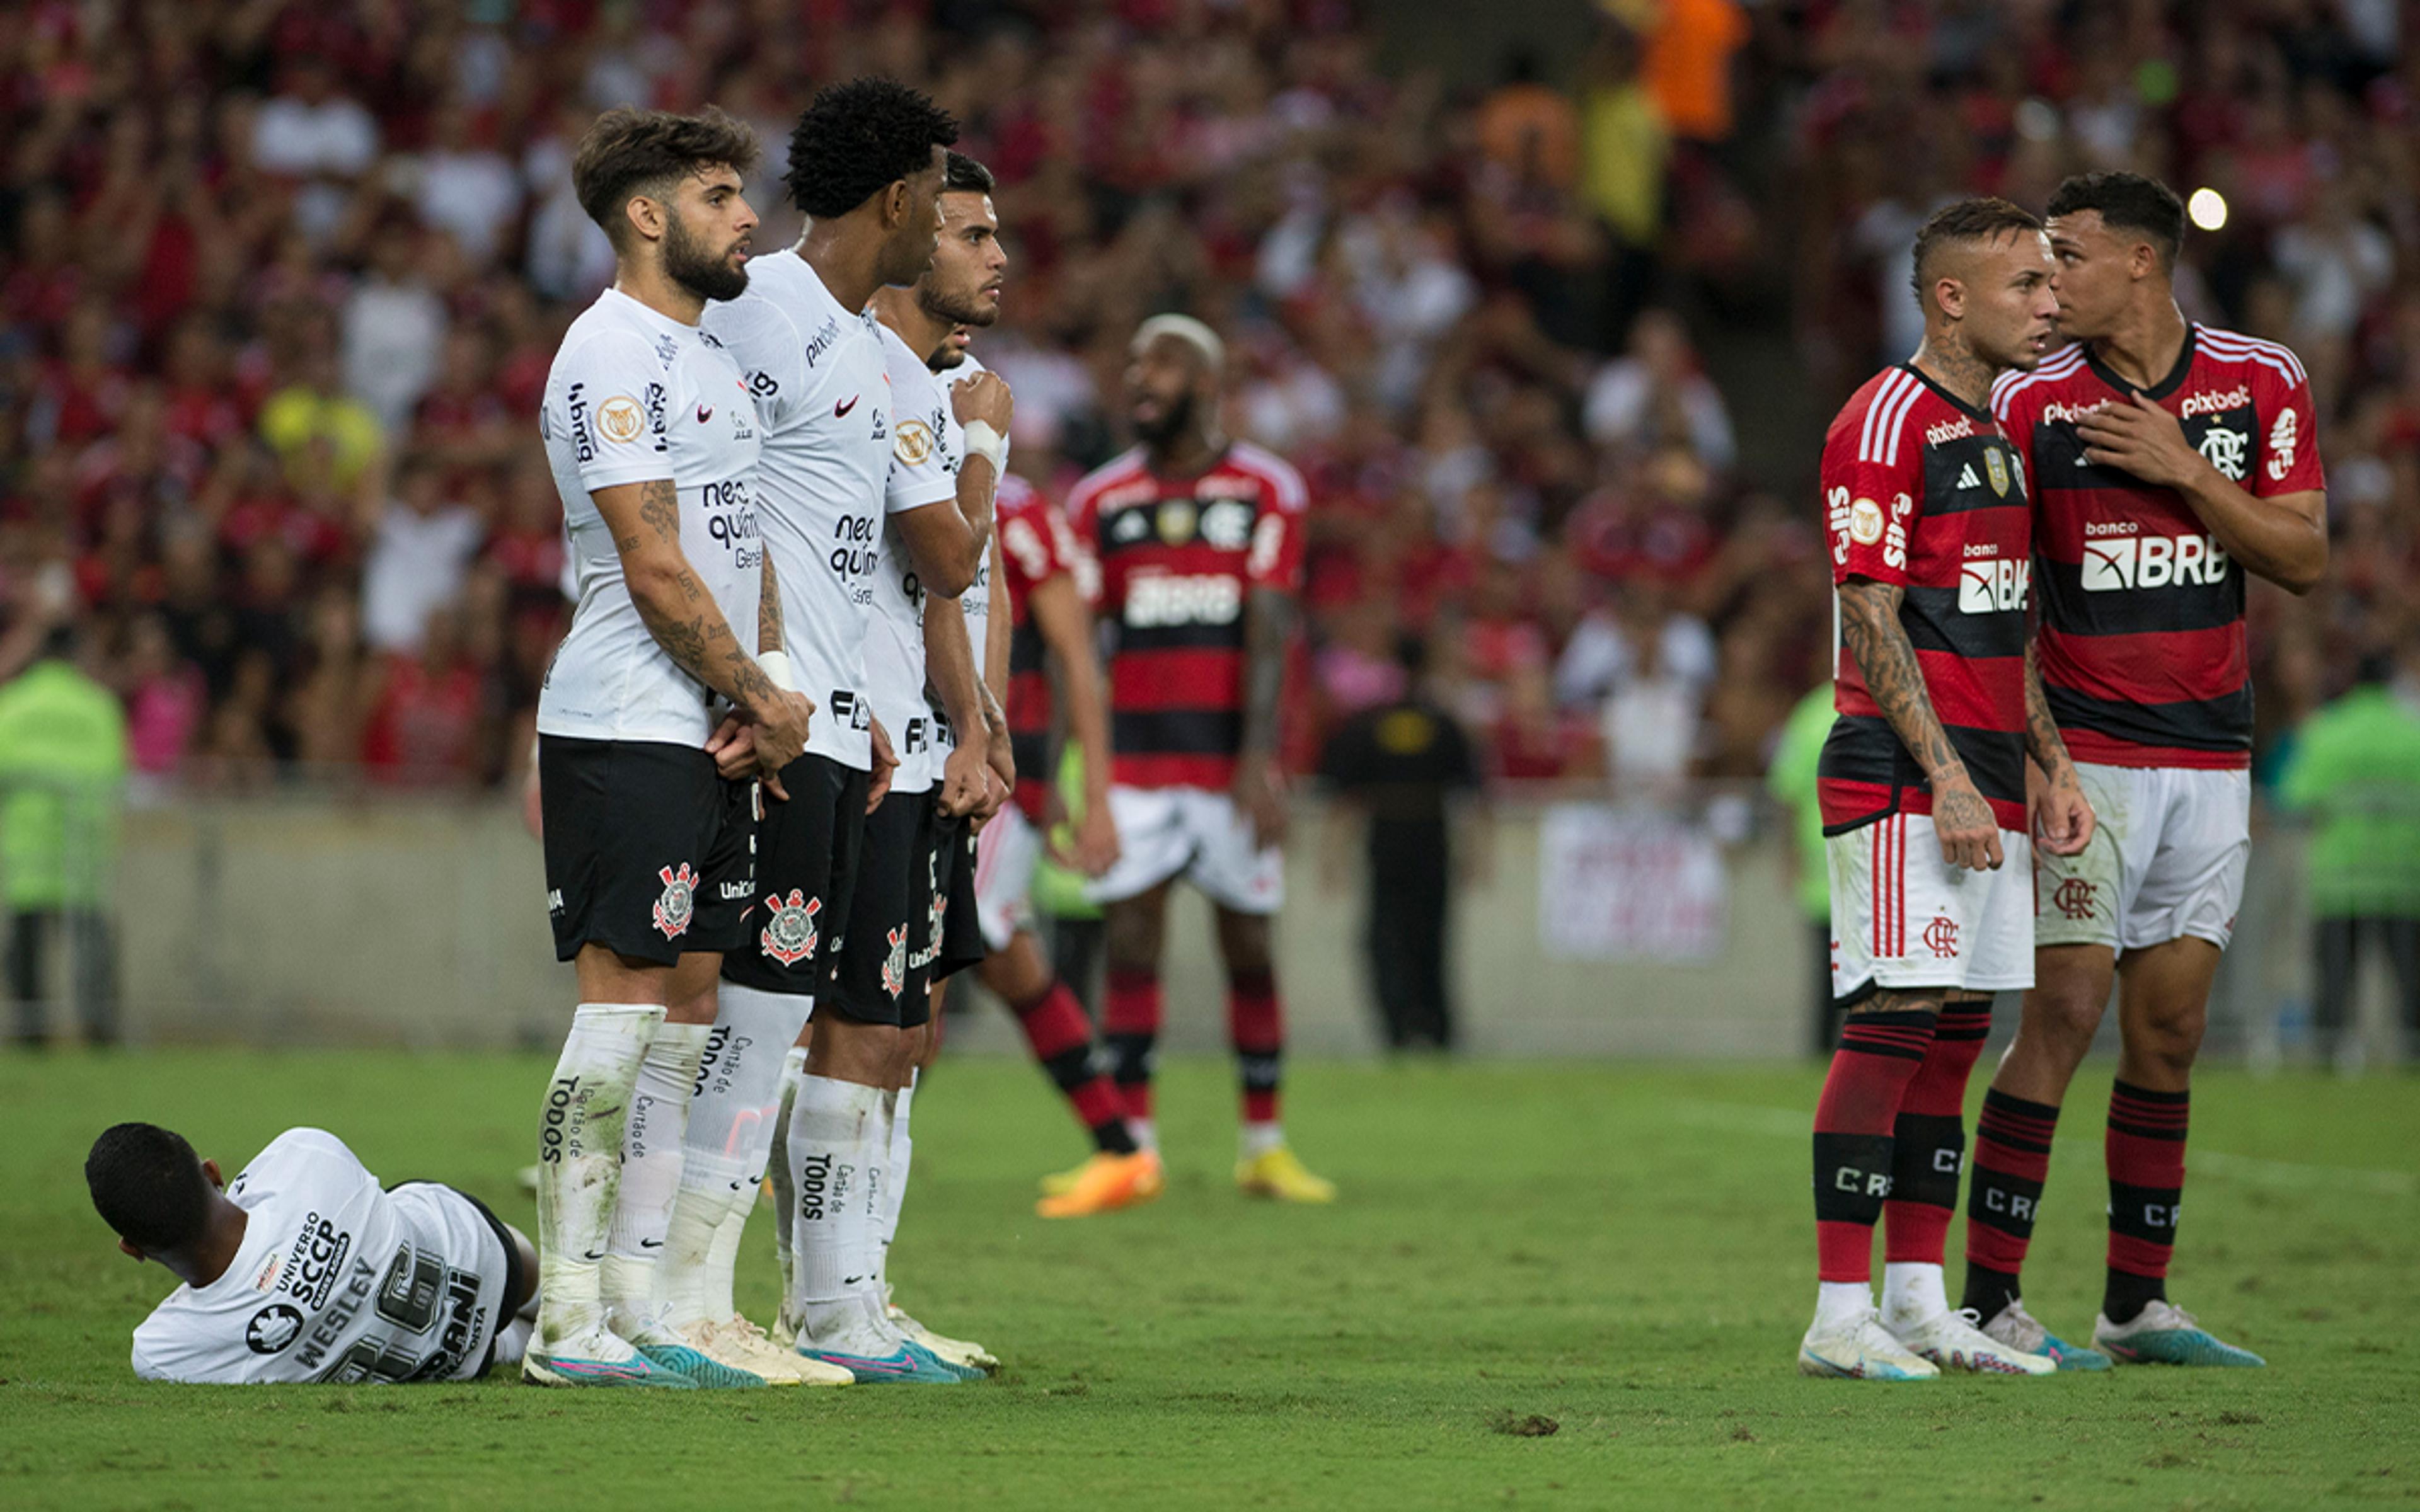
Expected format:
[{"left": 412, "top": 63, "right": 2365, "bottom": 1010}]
[
  {"left": 1965, "top": 173, "right": 2327, "bottom": 1370},
  {"left": 1799, "top": 198, "right": 2090, "bottom": 1382},
  {"left": 1068, "top": 316, "right": 1334, "bottom": 1205}
]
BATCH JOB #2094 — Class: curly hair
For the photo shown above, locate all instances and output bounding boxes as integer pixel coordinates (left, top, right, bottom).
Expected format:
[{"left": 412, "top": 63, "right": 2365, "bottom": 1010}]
[
  {"left": 572, "top": 106, "right": 762, "bottom": 248},
  {"left": 784, "top": 77, "right": 960, "bottom": 219},
  {"left": 87, "top": 1123, "right": 212, "bottom": 1252}
]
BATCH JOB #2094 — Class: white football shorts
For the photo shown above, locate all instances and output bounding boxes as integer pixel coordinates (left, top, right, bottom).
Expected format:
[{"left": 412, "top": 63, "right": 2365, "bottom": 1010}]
[
  {"left": 1829, "top": 811, "right": 2034, "bottom": 1001},
  {"left": 974, "top": 802, "right": 1046, "bottom": 953},
  {"left": 2033, "top": 763, "right": 2250, "bottom": 955},
  {"left": 1085, "top": 784, "right": 1284, "bottom": 916}
]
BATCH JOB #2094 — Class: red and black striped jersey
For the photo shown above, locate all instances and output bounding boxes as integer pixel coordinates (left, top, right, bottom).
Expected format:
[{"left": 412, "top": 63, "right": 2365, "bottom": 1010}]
[
  {"left": 1818, "top": 364, "right": 2033, "bottom": 834},
  {"left": 996, "top": 472, "right": 1088, "bottom": 823},
  {"left": 1068, "top": 441, "right": 1308, "bottom": 791},
  {"left": 1993, "top": 324, "right": 2324, "bottom": 769}
]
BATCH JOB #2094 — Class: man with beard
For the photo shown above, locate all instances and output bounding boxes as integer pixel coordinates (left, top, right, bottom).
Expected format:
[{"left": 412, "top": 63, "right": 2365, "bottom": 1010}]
[
  {"left": 527, "top": 106, "right": 811, "bottom": 1389},
  {"left": 890, "top": 160, "right": 1150, "bottom": 1220},
  {"left": 1065, "top": 317, "right": 1334, "bottom": 1205},
  {"left": 1797, "top": 198, "right": 2089, "bottom": 1381},
  {"left": 688, "top": 77, "right": 985, "bottom": 1387}
]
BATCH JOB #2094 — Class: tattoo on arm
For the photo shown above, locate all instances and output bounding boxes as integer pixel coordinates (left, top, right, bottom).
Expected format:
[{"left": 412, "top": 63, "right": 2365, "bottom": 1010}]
[
  {"left": 1238, "top": 587, "right": 1295, "bottom": 756},
  {"left": 759, "top": 551, "right": 783, "bottom": 654},
  {"left": 2022, "top": 641, "right": 2074, "bottom": 779},
  {"left": 1836, "top": 580, "right": 1963, "bottom": 782},
  {"left": 637, "top": 478, "right": 680, "bottom": 544}
]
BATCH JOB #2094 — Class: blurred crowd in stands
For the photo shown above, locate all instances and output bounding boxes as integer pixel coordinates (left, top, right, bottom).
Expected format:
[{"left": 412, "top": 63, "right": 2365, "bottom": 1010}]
[{"left": 1, "top": 0, "right": 2415, "bottom": 795}]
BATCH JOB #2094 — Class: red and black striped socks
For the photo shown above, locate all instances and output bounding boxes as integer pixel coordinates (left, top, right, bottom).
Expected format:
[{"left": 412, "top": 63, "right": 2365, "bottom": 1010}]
[
  {"left": 1961, "top": 1087, "right": 2061, "bottom": 1319},
  {"left": 2104, "top": 1079, "right": 2188, "bottom": 1323},
  {"left": 1228, "top": 966, "right": 1284, "bottom": 1134},
  {"left": 1008, "top": 976, "right": 1139, "bottom": 1157},
  {"left": 1812, "top": 1007, "right": 1939, "bottom": 1283},
  {"left": 1882, "top": 1000, "right": 1990, "bottom": 1268}
]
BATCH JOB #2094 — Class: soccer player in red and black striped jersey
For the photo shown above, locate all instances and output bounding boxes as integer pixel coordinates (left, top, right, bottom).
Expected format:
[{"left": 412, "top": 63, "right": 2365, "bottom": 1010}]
[
  {"left": 971, "top": 472, "right": 1165, "bottom": 1217},
  {"left": 1799, "top": 199, "right": 2094, "bottom": 1381},
  {"left": 1962, "top": 174, "right": 2325, "bottom": 1370},
  {"left": 1066, "top": 316, "right": 1334, "bottom": 1203}
]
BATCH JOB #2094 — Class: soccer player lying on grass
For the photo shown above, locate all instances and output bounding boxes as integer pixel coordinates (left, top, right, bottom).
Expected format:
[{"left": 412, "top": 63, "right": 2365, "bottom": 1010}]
[{"left": 89, "top": 1123, "right": 538, "bottom": 1385}]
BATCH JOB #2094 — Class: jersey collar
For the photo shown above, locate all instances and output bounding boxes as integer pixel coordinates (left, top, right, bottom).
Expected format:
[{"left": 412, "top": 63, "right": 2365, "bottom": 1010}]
[
  {"left": 1896, "top": 362, "right": 1993, "bottom": 423},
  {"left": 2082, "top": 321, "right": 2198, "bottom": 401}
]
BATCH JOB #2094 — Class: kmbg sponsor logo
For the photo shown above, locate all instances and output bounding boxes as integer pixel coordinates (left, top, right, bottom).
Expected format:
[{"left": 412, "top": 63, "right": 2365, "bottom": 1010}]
[{"left": 2080, "top": 532, "right": 2230, "bottom": 591}]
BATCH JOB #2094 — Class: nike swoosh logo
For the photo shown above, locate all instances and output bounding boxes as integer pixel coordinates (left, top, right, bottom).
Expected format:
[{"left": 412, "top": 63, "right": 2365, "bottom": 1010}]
[
  {"left": 639, "top": 1238, "right": 664, "bottom": 1249},
  {"left": 582, "top": 1249, "right": 606, "bottom": 1261},
  {"left": 835, "top": 394, "right": 860, "bottom": 418},
  {"left": 697, "top": 404, "right": 714, "bottom": 423}
]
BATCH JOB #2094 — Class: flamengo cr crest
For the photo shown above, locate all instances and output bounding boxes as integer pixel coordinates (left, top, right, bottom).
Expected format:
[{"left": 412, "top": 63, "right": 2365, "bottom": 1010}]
[
  {"left": 1922, "top": 915, "right": 1961, "bottom": 959},
  {"left": 653, "top": 862, "right": 698, "bottom": 939},
  {"left": 759, "top": 890, "right": 822, "bottom": 966},
  {"left": 2053, "top": 877, "right": 2099, "bottom": 920}
]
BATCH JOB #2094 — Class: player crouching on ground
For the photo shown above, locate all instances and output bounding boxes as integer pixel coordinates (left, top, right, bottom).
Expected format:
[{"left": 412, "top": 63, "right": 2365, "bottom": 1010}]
[
  {"left": 91, "top": 1123, "right": 537, "bottom": 1385},
  {"left": 1799, "top": 198, "right": 2092, "bottom": 1382}
]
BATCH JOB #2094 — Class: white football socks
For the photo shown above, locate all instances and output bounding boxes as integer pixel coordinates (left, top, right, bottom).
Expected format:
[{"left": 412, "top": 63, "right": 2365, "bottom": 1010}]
[
  {"left": 534, "top": 1002, "right": 663, "bottom": 1352},
  {"left": 1240, "top": 1121, "right": 1284, "bottom": 1160},
  {"left": 655, "top": 986, "right": 812, "bottom": 1328},
  {"left": 601, "top": 1020, "right": 710, "bottom": 1335},
  {"left": 1881, "top": 1261, "right": 1950, "bottom": 1328},
  {"left": 768, "top": 1044, "right": 809, "bottom": 1330},
  {"left": 1815, "top": 1280, "right": 1875, "bottom": 1328},
  {"left": 786, "top": 1071, "right": 889, "bottom": 1349},
  {"left": 873, "top": 1072, "right": 914, "bottom": 1292}
]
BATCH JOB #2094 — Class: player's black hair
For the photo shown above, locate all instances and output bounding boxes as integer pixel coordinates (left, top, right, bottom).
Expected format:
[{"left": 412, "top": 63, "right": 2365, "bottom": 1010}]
[
  {"left": 86, "top": 1123, "right": 212, "bottom": 1252},
  {"left": 572, "top": 106, "right": 762, "bottom": 250},
  {"left": 783, "top": 78, "right": 960, "bottom": 220},
  {"left": 943, "top": 151, "right": 995, "bottom": 197},
  {"left": 2047, "top": 171, "right": 2187, "bottom": 269},
  {"left": 1910, "top": 196, "right": 2045, "bottom": 300}
]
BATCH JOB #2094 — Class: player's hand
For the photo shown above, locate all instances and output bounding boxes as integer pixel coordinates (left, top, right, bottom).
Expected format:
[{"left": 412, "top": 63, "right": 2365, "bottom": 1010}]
[
  {"left": 986, "top": 721, "right": 1017, "bottom": 796},
  {"left": 950, "top": 370, "right": 1014, "bottom": 435},
  {"left": 2077, "top": 392, "right": 2201, "bottom": 489},
  {"left": 2031, "top": 765, "right": 2096, "bottom": 857},
  {"left": 937, "top": 742, "right": 988, "bottom": 819},
  {"left": 742, "top": 683, "right": 814, "bottom": 783},
  {"left": 1073, "top": 794, "right": 1121, "bottom": 876},
  {"left": 706, "top": 713, "right": 786, "bottom": 798},
  {"left": 1231, "top": 756, "right": 1289, "bottom": 850},
  {"left": 867, "top": 716, "right": 898, "bottom": 814},
  {"left": 971, "top": 765, "right": 1008, "bottom": 830},
  {"left": 1930, "top": 770, "right": 2004, "bottom": 872}
]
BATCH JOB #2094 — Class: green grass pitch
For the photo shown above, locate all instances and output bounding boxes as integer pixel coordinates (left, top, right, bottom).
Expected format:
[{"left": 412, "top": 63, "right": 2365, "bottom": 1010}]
[{"left": 3, "top": 1048, "right": 2415, "bottom": 1509}]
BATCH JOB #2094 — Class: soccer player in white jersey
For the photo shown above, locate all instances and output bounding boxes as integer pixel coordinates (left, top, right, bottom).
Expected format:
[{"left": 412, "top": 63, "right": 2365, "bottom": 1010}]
[
  {"left": 527, "top": 107, "right": 812, "bottom": 1389},
  {"left": 863, "top": 150, "right": 1035, "bottom": 1367},
  {"left": 90, "top": 1123, "right": 536, "bottom": 1385},
  {"left": 690, "top": 79, "right": 991, "bottom": 1386}
]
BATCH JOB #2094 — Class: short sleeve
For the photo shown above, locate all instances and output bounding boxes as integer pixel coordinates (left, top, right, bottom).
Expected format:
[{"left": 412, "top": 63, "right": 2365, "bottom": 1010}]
[
  {"left": 700, "top": 294, "right": 804, "bottom": 435},
  {"left": 1822, "top": 403, "right": 1921, "bottom": 587},
  {"left": 551, "top": 329, "right": 672, "bottom": 492},
  {"left": 2252, "top": 367, "right": 2325, "bottom": 498},
  {"left": 882, "top": 357, "right": 955, "bottom": 517},
  {"left": 1246, "top": 461, "right": 1308, "bottom": 593},
  {"left": 1000, "top": 510, "right": 1059, "bottom": 592}
]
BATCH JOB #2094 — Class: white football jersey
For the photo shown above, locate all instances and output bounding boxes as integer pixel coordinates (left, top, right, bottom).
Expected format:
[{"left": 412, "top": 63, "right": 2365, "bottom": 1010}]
[
  {"left": 928, "top": 351, "right": 995, "bottom": 738},
  {"left": 865, "top": 321, "right": 963, "bottom": 793},
  {"left": 536, "top": 287, "right": 763, "bottom": 746},
  {"left": 703, "top": 253, "right": 950, "bottom": 769},
  {"left": 129, "top": 1129, "right": 510, "bottom": 1384}
]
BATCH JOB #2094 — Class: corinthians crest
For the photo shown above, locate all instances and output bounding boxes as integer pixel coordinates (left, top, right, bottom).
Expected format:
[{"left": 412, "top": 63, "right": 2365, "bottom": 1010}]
[
  {"left": 880, "top": 923, "right": 909, "bottom": 999},
  {"left": 759, "top": 890, "right": 822, "bottom": 966},
  {"left": 652, "top": 862, "right": 698, "bottom": 939}
]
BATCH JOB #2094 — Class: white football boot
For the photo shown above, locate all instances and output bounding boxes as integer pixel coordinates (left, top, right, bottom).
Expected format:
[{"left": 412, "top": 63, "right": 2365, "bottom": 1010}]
[
  {"left": 1891, "top": 1307, "right": 2056, "bottom": 1376},
  {"left": 1798, "top": 1309, "right": 1942, "bottom": 1381}
]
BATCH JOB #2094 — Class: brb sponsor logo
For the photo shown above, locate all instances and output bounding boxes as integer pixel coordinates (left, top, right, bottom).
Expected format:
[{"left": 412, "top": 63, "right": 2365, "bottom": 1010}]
[
  {"left": 1124, "top": 572, "right": 1242, "bottom": 629},
  {"left": 1958, "top": 546, "right": 2031, "bottom": 614},
  {"left": 2079, "top": 527, "right": 2230, "bottom": 592}
]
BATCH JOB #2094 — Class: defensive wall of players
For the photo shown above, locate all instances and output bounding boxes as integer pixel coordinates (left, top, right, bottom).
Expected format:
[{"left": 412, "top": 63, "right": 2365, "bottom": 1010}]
[{"left": 55, "top": 784, "right": 2384, "bottom": 1064}]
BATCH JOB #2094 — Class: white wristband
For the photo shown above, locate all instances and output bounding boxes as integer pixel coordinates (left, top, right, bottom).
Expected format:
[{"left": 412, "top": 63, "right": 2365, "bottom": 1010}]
[
  {"left": 962, "top": 420, "right": 1008, "bottom": 475},
  {"left": 757, "top": 650, "right": 795, "bottom": 692}
]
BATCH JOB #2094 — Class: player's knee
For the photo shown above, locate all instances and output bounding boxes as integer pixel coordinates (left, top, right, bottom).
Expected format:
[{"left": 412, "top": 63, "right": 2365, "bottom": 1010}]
[
  {"left": 2129, "top": 1000, "right": 2205, "bottom": 1077},
  {"left": 2024, "top": 980, "right": 2106, "bottom": 1053},
  {"left": 1104, "top": 910, "right": 1162, "bottom": 972},
  {"left": 1215, "top": 912, "right": 1274, "bottom": 977}
]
